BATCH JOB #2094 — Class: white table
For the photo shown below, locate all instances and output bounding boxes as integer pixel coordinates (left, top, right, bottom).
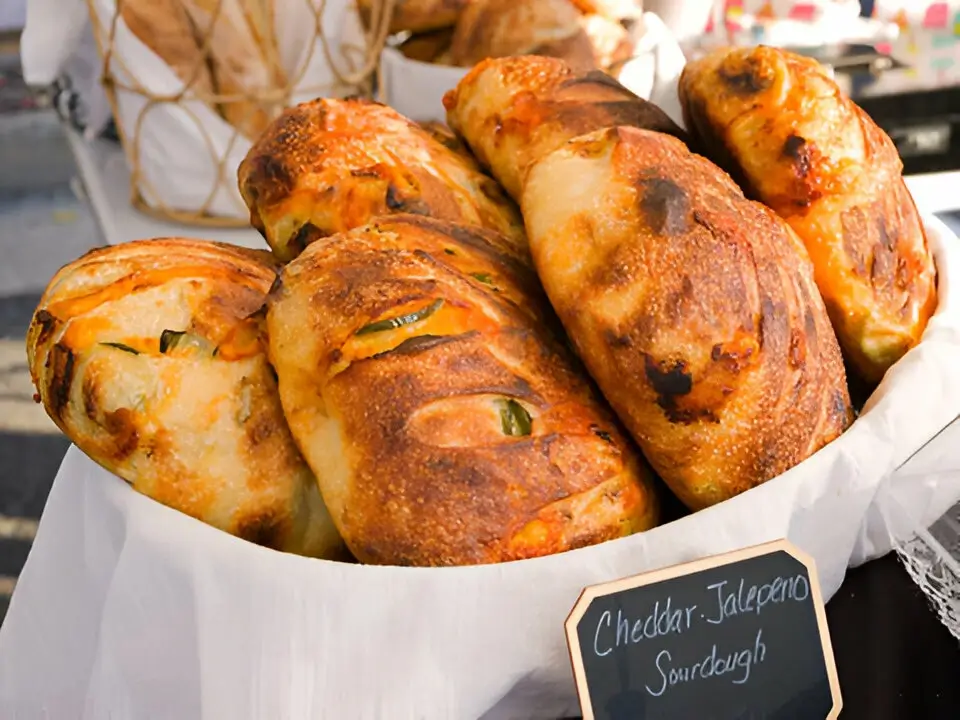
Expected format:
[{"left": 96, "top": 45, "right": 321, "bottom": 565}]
[
  {"left": 65, "top": 128, "right": 266, "bottom": 250},
  {"left": 67, "top": 127, "right": 960, "bottom": 249}
]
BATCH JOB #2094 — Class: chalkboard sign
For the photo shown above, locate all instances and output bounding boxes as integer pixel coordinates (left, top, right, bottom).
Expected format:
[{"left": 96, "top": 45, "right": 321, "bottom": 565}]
[{"left": 565, "top": 540, "right": 841, "bottom": 720}]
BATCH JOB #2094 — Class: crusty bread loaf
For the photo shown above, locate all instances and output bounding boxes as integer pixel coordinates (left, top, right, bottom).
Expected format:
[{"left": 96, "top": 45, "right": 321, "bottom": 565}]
[
  {"left": 119, "top": 0, "right": 217, "bottom": 98},
  {"left": 266, "top": 215, "right": 659, "bottom": 565},
  {"left": 238, "top": 98, "right": 527, "bottom": 263},
  {"left": 238, "top": 0, "right": 284, "bottom": 97},
  {"left": 27, "top": 239, "right": 345, "bottom": 559},
  {"left": 357, "top": 0, "right": 471, "bottom": 34},
  {"left": 521, "top": 127, "right": 854, "bottom": 510},
  {"left": 445, "top": 56, "right": 687, "bottom": 201},
  {"left": 181, "top": 0, "right": 287, "bottom": 139},
  {"left": 680, "top": 46, "right": 938, "bottom": 382},
  {"left": 449, "top": 0, "right": 596, "bottom": 70}
]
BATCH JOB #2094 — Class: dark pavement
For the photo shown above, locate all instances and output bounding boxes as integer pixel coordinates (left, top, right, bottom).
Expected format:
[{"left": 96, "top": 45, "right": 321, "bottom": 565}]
[{"left": 0, "top": 52, "right": 102, "bottom": 624}]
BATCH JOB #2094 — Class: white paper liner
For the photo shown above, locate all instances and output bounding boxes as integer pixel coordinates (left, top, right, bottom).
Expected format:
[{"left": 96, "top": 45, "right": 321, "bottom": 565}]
[{"left": 379, "top": 46, "right": 469, "bottom": 123}]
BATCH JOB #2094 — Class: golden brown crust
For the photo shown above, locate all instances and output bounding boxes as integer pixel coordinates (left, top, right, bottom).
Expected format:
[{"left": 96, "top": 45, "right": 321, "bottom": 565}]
[
  {"left": 679, "top": 46, "right": 938, "bottom": 383},
  {"left": 238, "top": 97, "right": 527, "bottom": 264},
  {"left": 444, "top": 55, "right": 687, "bottom": 201},
  {"left": 266, "top": 214, "right": 659, "bottom": 566},
  {"left": 27, "top": 238, "right": 344, "bottom": 559},
  {"left": 357, "top": 0, "right": 470, "bottom": 34},
  {"left": 521, "top": 127, "right": 853, "bottom": 511}
]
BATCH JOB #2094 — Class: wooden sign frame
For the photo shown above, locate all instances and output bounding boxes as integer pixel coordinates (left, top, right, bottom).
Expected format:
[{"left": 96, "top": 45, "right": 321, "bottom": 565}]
[{"left": 565, "top": 538, "right": 842, "bottom": 720}]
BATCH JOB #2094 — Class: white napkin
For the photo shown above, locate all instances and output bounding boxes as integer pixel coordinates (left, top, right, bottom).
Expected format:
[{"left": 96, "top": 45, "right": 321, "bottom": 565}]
[{"left": 617, "top": 12, "right": 688, "bottom": 126}]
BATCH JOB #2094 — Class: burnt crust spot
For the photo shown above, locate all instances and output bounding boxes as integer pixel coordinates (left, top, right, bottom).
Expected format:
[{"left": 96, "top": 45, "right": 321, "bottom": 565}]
[
  {"left": 644, "top": 355, "right": 693, "bottom": 420},
  {"left": 590, "top": 425, "right": 614, "bottom": 443},
  {"left": 34, "top": 309, "right": 58, "bottom": 347},
  {"left": 289, "top": 222, "right": 326, "bottom": 255},
  {"left": 638, "top": 178, "right": 691, "bottom": 237},
  {"left": 718, "top": 58, "right": 774, "bottom": 95},
  {"left": 782, "top": 134, "right": 812, "bottom": 178},
  {"left": 244, "top": 153, "right": 295, "bottom": 209},
  {"left": 46, "top": 342, "right": 76, "bottom": 420},
  {"left": 709, "top": 341, "right": 755, "bottom": 374},
  {"left": 385, "top": 184, "right": 431, "bottom": 215}
]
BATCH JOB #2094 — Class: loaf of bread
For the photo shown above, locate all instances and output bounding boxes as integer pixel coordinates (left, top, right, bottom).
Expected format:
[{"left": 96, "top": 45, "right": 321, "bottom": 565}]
[
  {"left": 449, "top": 0, "right": 596, "bottom": 70},
  {"left": 445, "top": 56, "right": 687, "bottom": 201},
  {"left": 398, "top": 27, "right": 456, "bottom": 64},
  {"left": 119, "top": 0, "right": 217, "bottom": 99},
  {"left": 181, "top": 0, "right": 287, "bottom": 140},
  {"left": 679, "top": 46, "right": 938, "bottom": 383},
  {"left": 26, "top": 239, "right": 344, "bottom": 558},
  {"left": 239, "top": 98, "right": 527, "bottom": 263},
  {"left": 357, "top": 0, "right": 470, "bottom": 34},
  {"left": 521, "top": 127, "right": 853, "bottom": 511},
  {"left": 266, "top": 214, "right": 659, "bottom": 565}
]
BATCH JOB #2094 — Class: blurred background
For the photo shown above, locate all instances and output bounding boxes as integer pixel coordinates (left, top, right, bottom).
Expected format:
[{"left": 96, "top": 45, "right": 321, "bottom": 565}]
[{"left": 1, "top": 0, "right": 960, "bottom": 625}]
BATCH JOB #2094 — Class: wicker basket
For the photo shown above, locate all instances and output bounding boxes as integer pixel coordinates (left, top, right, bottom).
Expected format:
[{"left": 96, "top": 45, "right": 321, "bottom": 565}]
[{"left": 85, "top": 0, "right": 397, "bottom": 227}]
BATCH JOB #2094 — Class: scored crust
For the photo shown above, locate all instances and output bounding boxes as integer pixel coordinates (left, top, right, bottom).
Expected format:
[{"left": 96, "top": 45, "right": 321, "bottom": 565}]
[
  {"left": 266, "top": 214, "right": 659, "bottom": 566},
  {"left": 444, "top": 55, "right": 688, "bottom": 201},
  {"left": 238, "top": 97, "right": 527, "bottom": 263},
  {"left": 679, "top": 46, "right": 938, "bottom": 382},
  {"left": 27, "top": 238, "right": 344, "bottom": 559},
  {"left": 521, "top": 127, "right": 853, "bottom": 510}
]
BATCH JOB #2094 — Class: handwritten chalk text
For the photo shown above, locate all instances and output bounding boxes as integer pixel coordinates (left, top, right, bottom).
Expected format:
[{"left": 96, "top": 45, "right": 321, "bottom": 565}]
[
  {"left": 705, "top": 575, "right": 810, "bottom": 625},
  {"left": 645, "top": 629, "right": 767, "bottom": 697}
]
